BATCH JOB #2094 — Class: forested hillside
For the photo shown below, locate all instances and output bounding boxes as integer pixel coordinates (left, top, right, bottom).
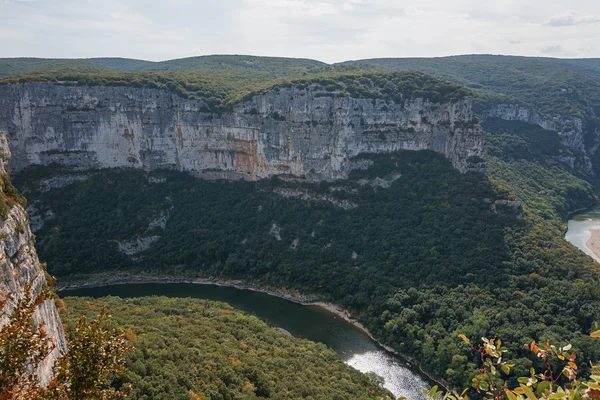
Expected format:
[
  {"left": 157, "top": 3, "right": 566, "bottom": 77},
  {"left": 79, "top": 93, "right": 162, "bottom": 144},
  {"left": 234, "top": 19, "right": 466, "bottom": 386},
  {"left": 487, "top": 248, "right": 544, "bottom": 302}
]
[
  {"left": 17, "top": 144, "right": 600, "bottom": 390},
  {"left": 62, "top": 296, "right": 394, "bottom": 400},
  {"left": 341, "top": 55, "right": 600, "bottom": 121}
]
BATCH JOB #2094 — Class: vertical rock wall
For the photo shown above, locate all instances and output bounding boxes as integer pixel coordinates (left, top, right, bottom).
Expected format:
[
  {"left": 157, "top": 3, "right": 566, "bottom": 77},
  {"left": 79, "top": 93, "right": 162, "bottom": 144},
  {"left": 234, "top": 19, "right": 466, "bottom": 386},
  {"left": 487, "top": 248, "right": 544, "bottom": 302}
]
[
  {"left": 0, "top": 82, "right": 484, "bottom": 179},
  {"left": 0, "top": 133, "right": 67, "bottom": 386}
]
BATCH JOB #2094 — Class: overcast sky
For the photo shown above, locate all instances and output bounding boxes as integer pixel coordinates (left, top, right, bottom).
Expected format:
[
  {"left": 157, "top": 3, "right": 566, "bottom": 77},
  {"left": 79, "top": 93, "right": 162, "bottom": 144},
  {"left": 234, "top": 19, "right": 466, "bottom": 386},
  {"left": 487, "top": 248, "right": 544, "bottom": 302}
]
[{"left": 1, "top": 0, "right": 598, "bottom": 63}]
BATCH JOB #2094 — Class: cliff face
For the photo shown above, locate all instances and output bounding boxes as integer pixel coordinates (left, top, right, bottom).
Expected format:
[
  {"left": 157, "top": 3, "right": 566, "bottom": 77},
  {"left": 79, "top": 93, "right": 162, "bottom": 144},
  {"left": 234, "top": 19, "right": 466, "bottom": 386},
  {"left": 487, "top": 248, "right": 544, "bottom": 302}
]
[
  {"left": 0, "top": 83, "right": 483, "bottom": 179},
  {"left": 0, "top": 133, "right": 67, "bottom": 386},
  {"left": 481, "top": 103, "right": 595, "bottom": 174}
]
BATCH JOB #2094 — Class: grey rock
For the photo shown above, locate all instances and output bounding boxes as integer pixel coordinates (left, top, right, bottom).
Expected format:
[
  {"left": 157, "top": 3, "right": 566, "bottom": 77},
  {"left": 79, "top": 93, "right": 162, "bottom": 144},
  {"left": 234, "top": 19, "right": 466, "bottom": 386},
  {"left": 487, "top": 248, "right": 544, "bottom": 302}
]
[
  {"left": 0, "top": 133, "right": 66, "bottom": 386},
  {"left": 116, "top": 235, "right": 161, "bottom": 256},
  {"left": 0, "top": 83, "right": 484, "bottom": 180},
  {"left": 481, "top": 103, "right": 594, "bottom": 175}
]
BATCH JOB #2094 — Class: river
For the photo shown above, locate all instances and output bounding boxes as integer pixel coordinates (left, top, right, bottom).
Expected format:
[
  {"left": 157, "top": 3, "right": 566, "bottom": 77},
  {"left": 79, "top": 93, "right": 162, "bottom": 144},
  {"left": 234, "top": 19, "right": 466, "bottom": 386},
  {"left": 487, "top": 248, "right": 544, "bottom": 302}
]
[
  {"left": 61, "top": 283, "right": 432, "bottom": 399},
  {"left": 565, "top": 204, "right": 600, "bottom": 263}
]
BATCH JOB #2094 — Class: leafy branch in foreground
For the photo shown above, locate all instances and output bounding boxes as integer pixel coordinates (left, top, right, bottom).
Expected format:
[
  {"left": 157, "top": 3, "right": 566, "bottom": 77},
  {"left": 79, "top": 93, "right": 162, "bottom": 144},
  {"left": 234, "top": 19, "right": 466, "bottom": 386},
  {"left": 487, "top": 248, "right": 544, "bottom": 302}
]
[
  {"left": 425, "top": 331, "right": 600, "bottom": 400},
  {"left": 0, "top": 286, "right": 53, "bottom": 399},
  {"left": 47, "top": 307, "right": 135, "bottom": 400},
  {"left": 0, "top": 286, "right": 133, "bottom": 399}
]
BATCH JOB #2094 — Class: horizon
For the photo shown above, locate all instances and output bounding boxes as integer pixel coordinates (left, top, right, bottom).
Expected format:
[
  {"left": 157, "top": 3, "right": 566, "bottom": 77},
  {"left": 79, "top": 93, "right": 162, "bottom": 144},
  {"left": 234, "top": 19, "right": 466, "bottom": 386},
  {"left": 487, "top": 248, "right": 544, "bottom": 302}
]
[
  {"left": 2, "top": 53, "right": 600, "bottom": 64},
  {"left": 1, "top": 0, "right": 599, "bottom": 63}
]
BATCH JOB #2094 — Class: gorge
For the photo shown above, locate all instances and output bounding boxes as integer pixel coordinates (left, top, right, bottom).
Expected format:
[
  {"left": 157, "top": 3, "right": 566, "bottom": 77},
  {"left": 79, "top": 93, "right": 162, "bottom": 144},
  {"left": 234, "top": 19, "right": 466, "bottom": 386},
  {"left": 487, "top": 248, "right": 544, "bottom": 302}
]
[{"left": 2, "top": 56, "right": 600, "bottom": 398}]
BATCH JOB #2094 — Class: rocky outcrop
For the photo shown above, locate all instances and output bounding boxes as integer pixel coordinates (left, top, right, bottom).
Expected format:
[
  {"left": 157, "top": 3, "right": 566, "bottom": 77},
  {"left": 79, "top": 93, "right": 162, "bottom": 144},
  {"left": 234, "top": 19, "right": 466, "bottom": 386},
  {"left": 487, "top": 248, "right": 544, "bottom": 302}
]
[
  {"left": 116, "top": 235, "right": 161, "bottom": 256},
  {"left": 273, "top": 187, "right": 358, "bottom": 210},
  {"left": 481, "top": 104, "right": 594, "bottom": 174},
  {"left": 0, "top": 82, "right": 484, "bottom": 180},
  {"left": 0, "top": 133, "right": 67, "bottom": 386}
]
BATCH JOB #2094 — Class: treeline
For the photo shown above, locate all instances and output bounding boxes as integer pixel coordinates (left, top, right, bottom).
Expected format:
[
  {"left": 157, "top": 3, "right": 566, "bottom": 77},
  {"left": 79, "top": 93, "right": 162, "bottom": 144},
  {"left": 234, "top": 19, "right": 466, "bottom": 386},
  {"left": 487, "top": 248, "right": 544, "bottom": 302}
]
[
  {"left": 343, "top": 56, "right": 600, "bottom": 123},
  {"left": 2, "top": 55, "right": 599, "bottom": 127},
  {"left": 0, "top": 69, "right": 469, "bottom": 112}
]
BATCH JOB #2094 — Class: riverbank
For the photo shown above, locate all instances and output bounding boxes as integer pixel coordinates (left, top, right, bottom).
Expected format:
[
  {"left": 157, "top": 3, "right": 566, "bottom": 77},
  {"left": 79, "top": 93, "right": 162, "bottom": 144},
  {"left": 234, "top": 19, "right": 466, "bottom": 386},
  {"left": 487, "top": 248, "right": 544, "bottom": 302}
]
[
  {"left": 587, "top": 228, "right": 600, "bottom": 259},
  {"left": 55, "top": 272, "right": 448, "bottom": 389}
]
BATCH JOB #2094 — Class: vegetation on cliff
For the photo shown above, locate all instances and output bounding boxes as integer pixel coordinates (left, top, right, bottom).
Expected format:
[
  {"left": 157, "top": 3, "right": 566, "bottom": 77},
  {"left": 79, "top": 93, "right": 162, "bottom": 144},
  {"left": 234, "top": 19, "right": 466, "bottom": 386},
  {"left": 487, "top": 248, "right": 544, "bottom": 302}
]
[
  {"left": 0, "top": 69, "right": 469, "bottom": 111},
  {"left": 1, "top": 55, "right": 598, "bottom": 125},
  {"left": 18, "top": 144, "right": 600, "bottom": 390},
  {"left": 341, "top": 55, "right": 600, "bottom": 122},
  {"left": 62, "top": 296, "right": 394, "bottom": 400}
]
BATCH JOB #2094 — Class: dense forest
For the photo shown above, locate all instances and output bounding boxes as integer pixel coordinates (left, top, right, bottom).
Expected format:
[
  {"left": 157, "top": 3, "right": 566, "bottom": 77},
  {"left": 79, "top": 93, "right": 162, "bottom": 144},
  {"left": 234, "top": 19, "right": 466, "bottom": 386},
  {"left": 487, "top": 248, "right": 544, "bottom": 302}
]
[
  {"left": 17, "top": 135, "right": 600, "bottom": 390},
  {"left": 0, "top": 68, "right": 468, "bottom": 112},
  {"left": 62, "top": 296, "right": 394, "bottom": 400}
]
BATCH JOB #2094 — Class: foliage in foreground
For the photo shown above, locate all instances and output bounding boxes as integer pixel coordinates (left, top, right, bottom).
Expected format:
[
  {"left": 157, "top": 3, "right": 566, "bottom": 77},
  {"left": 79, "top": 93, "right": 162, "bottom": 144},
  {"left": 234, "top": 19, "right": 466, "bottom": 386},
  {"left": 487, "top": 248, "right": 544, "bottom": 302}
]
[
  {"left": 426, "top": 333, "right": 600, "bottom": 400},
  {"left": 63, "top": 296, "right": 394, "bottom": 400},
  {"left": 0, "top": 287, "right": 132, "bottom": 399}
]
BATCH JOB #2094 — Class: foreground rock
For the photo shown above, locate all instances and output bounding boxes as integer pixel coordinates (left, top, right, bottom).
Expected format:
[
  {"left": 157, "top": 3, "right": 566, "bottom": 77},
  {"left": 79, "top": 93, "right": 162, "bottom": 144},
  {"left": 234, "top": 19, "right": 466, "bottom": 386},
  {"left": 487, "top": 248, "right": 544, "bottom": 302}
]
[{"left": 0, "top": 133, "right": 67, "bottom": 386}]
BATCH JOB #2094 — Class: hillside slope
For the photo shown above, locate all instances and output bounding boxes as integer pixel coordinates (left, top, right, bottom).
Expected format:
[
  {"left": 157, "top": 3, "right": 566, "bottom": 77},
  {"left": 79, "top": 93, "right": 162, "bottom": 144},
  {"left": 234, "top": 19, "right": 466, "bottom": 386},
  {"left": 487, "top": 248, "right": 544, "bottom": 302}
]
[
  {"left": 17, "top": 146, "right": 600, "bottom": 390},
  {"left": 63, "top": 296, "right": 394, "bottom": 400}
]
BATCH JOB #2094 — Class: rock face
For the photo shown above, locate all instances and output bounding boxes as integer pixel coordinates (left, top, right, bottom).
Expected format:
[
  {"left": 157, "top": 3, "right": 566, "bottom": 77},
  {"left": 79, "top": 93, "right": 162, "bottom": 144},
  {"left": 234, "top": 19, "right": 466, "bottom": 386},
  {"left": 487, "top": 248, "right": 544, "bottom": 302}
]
[
  {"left": 0, "top": 133, "right": 67, "bottom": 386},
  {"left": 481, "top": 103, "right": 594, "bottom": 174},
  {"left": 0, "top": 82, "right": 484, "bottom": 179}
]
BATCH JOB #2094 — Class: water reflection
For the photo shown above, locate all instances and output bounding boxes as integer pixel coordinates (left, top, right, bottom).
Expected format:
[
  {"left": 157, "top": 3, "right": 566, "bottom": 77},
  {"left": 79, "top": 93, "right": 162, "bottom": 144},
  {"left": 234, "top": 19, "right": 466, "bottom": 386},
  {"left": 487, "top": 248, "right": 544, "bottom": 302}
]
[{"left": 348, "top": 351, "right": 428, "bottom": 399}]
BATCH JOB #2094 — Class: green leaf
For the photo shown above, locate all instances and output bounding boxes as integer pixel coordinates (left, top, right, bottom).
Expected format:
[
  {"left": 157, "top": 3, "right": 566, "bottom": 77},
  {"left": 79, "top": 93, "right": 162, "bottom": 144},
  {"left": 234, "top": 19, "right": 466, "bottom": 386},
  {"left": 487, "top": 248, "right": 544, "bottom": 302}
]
[
  {"left": 536, "top": 381, "right": 551, "bottom": 396},
  {"left": 479, "top": 380, "right": 489, "bottom": 391},
  {"left": 506, "top": 390, "right": 518, "bottom": 400},
  {"left": 519, "top": 384, "right": 537, "bottom": 400}
]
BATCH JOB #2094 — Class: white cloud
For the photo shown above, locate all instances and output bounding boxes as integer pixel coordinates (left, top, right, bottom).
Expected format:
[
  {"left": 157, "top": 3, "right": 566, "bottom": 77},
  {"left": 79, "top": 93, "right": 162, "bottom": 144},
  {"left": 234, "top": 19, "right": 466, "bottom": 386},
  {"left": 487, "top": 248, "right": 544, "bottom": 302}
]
[
  {"left": 0, "top": 0, "right": 598, "bottom": 62},
  {"left": 544, "top": 13, "right": 600, "bottom": 27}
]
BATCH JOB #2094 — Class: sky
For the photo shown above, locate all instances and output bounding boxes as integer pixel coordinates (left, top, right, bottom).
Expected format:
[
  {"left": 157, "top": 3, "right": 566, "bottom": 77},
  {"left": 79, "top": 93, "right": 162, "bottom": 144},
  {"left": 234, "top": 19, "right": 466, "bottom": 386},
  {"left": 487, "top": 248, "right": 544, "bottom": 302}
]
[{"left": 0, "top": 0, "right": 599, "bottom": 63}]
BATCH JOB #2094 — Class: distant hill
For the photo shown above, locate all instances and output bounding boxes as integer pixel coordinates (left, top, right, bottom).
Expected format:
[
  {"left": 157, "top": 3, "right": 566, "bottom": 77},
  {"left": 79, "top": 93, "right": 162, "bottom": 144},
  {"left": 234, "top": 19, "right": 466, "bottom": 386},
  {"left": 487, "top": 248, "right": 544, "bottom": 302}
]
[
  {"left": 2, "top": 54, "right": 598, "bottom": 119},
  {"left": 0, "top": 55, "right": 327, "bottom": 77},
  {"left": 0, "top": 58, "right": 112, "bottom": 77},
  {"left": 339, "top": 55, "right": 600, "bottom": 120}
]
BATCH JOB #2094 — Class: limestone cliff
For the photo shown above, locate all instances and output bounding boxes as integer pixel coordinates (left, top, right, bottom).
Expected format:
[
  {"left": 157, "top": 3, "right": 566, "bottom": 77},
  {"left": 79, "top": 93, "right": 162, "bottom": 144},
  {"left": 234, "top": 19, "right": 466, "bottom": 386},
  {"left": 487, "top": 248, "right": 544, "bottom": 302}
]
[
  {"left": 0, "top": 82, "right": 483, "bottom": 179},
  {"left": 481, "top": 103, "right": 595, "bottom": 174},
  {"left": 0, "top": 133, "right": 66, "bottom": 386}
]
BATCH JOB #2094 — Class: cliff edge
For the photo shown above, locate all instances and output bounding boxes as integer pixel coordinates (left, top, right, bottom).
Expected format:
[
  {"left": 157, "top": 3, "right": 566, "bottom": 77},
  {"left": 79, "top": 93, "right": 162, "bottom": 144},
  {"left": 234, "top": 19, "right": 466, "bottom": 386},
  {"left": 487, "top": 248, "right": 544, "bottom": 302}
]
[
  {"left": 0, "top": 73, "right": 484, "bottom": 179},
  {"left": 0, "top": 132, "right": 66, "bottom": 386}
]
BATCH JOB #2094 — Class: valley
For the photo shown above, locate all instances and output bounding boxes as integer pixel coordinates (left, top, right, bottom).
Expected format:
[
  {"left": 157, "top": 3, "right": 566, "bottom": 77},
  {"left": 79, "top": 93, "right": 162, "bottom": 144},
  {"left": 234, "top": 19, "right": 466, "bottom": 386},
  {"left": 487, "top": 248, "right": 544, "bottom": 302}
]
[{"left": 1, "top": 54, "right": 600, "bottom": 399}]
